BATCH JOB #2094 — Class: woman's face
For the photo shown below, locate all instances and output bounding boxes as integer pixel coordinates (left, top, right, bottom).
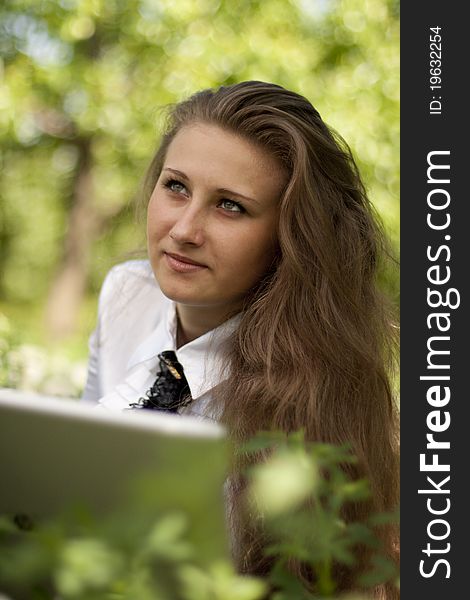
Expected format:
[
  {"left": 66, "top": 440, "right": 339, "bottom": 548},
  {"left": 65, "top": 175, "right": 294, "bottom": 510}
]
[{"left": 147, "top": 123, "right": 286, "bottom": 317}]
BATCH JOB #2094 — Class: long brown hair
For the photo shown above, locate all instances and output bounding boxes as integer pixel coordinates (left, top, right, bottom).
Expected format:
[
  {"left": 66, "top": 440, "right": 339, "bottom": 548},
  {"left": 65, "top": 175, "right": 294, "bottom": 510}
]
[{"left": 142, "top": 81, "right": 399, "bottom": 597}]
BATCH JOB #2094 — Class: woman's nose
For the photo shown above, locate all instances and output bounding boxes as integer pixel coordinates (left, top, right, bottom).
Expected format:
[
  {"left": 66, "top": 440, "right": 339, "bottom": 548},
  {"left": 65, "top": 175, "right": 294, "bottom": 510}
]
[{"left": 168, "top": 201, "right": 206, "bottom": 246}]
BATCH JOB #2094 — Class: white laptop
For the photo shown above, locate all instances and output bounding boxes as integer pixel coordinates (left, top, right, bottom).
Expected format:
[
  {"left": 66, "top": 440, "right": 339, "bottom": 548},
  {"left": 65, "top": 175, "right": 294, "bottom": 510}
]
[{"left": 0, "top": 388, "right": 228, "bottom": 559}]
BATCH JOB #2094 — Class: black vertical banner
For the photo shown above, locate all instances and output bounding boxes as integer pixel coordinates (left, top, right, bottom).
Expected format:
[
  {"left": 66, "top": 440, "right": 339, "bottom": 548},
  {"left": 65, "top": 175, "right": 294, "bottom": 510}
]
[{"left": 401, "top": 3, "right": 467, "bottom": 598}]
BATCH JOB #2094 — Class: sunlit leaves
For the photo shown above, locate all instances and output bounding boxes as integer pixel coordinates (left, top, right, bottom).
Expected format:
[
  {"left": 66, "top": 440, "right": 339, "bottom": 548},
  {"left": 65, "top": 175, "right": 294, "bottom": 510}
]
[{"left": 0, "top": 0, "right": 398, "bottom": 348}]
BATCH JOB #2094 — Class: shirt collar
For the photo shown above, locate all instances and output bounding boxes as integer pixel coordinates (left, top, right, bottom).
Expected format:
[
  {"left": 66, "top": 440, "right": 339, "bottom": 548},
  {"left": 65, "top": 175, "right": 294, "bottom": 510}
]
[{"left": 126, "top": 303, "right": 240, "bottom": 400}]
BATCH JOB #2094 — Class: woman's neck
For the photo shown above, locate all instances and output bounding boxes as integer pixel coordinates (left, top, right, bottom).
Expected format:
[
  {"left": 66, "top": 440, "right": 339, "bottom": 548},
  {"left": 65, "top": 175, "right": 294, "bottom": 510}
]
[{"left": 175, "top": 303, "right": 239, "bottom": 348}]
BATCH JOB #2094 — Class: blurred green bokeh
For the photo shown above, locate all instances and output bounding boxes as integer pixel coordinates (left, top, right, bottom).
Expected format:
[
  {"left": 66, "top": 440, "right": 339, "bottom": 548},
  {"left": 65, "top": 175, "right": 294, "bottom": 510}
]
[{"left": 0, "top": 0, "right": 399, "bottom": 393}]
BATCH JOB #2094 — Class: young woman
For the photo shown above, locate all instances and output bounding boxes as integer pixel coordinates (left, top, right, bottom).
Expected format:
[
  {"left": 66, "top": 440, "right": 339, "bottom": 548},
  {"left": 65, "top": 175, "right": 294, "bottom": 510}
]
[{"left": 83, "top": 81, "right": 399, "bottom": 597}]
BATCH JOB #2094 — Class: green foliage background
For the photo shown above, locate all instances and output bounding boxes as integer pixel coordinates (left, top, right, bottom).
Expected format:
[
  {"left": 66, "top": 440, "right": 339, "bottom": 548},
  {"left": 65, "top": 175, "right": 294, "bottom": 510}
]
[{"left": 0, "top": 0, "right": 399, "bottom": 391}]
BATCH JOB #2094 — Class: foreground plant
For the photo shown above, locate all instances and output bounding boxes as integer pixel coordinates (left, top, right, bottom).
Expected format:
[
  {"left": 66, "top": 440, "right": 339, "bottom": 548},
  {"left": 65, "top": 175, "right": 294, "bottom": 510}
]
[
  {"left": 0, "top": 431, "right": 398, "bottom": 599},
  {"left": 244, "top": 431, "right": 399, "bottom": 598}
]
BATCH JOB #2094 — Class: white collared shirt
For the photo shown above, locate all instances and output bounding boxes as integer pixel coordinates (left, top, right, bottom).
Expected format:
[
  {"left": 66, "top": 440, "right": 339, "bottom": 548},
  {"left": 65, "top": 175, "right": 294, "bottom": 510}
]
[{"left": 82, "top": 260, "right": 239, "bottom": 420}]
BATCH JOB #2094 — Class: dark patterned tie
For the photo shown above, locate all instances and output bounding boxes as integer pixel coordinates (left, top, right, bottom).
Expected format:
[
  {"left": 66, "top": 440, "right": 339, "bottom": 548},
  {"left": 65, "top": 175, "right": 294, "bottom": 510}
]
[{"left": 129, "top": 351, "right": 192, "bottom": 412}]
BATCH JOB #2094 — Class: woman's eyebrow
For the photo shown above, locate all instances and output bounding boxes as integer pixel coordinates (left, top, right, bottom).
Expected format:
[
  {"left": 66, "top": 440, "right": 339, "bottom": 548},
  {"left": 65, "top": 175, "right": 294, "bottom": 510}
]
[
  {"left": 163, "top": 167, "right": 260, "bottom": 205},
  {"left": 216, "top": 187, "right": 259, "bottom": 205},
  {"left": 163, "top": 167, "right": 189, "bottom": 181}
]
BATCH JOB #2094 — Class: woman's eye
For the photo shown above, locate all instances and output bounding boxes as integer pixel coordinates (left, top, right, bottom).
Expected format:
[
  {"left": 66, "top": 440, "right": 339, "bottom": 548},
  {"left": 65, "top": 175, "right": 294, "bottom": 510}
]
[
  {"left": 220, "top": 199, "right": 244, "bottom": 213},
  {"left": 164, "top": 179, "right": 187, "bottom": 194}
]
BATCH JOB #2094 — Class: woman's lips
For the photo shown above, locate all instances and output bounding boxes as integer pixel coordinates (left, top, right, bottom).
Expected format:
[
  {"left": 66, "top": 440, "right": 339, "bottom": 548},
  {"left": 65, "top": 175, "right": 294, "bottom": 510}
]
[{"left": 164, "top": 252, "right": 208, "bottom": 273}]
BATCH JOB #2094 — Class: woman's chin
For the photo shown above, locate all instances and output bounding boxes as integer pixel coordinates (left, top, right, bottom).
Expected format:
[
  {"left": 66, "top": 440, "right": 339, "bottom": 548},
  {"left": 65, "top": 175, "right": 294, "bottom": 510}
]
[{"left": 157, "top": 281, "right": 207, "bottom": 306}]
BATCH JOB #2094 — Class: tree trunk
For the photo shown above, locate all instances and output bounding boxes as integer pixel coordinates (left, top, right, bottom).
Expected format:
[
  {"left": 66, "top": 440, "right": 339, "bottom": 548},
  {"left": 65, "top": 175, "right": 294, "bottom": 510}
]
[{"left": 44, "top": 138, "right": 96, "bottom": 340}]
